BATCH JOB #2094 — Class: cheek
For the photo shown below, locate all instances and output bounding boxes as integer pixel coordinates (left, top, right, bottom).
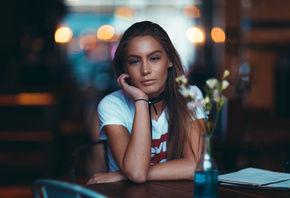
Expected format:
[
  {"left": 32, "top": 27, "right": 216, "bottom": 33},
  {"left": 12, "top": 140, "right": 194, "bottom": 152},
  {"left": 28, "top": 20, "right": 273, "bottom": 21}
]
[
  {"left": 127, "top": 71, "right": 139, "bottom": 86},
  {"left": 159, "top": 66, "right": 169, "bottom": 78}
]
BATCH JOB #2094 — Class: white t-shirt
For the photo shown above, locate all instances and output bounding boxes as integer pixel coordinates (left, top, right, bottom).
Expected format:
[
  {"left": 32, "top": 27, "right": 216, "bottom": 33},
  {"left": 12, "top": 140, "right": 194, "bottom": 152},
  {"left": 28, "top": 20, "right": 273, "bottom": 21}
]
[{"left": 98, "top": 86, "right": 205, "bottom": 172}]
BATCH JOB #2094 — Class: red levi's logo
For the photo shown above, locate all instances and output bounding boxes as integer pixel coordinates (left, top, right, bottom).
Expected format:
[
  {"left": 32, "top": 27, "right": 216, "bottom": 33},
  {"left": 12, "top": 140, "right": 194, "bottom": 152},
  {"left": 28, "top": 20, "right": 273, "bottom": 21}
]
[{"left": 150, "top": 133, "right": 168, "bottom": 164}]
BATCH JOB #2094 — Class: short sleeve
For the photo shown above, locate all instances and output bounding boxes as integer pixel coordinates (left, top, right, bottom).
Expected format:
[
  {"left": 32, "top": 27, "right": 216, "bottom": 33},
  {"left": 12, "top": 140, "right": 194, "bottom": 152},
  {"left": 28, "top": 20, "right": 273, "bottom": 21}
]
[
  {"left": 190, "top": 86, "right": 206, "bottom": 119},
  {"left": 97, "top": 92, "right": 130, "bottom": 139}
]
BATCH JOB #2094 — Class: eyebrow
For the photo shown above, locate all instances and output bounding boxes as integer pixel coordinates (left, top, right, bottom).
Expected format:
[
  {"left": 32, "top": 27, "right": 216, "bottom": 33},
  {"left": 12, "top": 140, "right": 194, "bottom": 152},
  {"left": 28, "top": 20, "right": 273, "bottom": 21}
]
[{"left": 127, "top": 50, "right": 163, "bottom": 58}]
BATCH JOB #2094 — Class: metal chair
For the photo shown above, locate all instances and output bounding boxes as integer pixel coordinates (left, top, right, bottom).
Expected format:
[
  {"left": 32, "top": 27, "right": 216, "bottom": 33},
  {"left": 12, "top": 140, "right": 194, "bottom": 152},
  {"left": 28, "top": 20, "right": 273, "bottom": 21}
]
[
  {"left": 71, "top": 140, "right": 108, "bottom": 184},
  {"left": 31, "top": 178, "right": 107, "bottom": 198}
]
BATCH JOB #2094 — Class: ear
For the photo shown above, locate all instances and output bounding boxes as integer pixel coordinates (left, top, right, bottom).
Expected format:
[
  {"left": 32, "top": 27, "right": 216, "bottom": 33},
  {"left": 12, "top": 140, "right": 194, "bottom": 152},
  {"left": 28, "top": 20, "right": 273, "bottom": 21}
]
[
  {"left": 123, "top": 66, "right": 128, "bottom": 73},
  {"left": 168, "top": 60, "right": 173, "bottom": 68}
]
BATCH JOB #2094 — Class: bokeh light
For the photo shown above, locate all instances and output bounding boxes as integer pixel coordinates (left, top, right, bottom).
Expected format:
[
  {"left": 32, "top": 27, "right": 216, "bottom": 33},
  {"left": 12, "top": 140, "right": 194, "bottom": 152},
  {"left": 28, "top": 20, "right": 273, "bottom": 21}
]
[
  {"left": 16, "top": 93, "right": 54, "bottom": 106},
  {"left": 31, "top": 38, "right": 44, "bottom": 51},
  {"left": 55, "top": 27, "right": 73, "bottom": 43},
  {"left": 211, "top": 27, "right": 226, "bottom": 43},
  {"left": 114, "top": 6, "right": 135, "bottom": 20},
  {"left": 80, "top": 34, "right": 96, "bottom": 51},
  {"left": 67, "top": 38, "right": 82, "bottom": 54},
  {"left": 186, "top": 27, "right": 204, "bottom": 43},
  {"left": 97, "top": 25, "right": 115, "bottom": 40},
  {"left": 183, "top": 6, "right": 201, "bottom": 18}
]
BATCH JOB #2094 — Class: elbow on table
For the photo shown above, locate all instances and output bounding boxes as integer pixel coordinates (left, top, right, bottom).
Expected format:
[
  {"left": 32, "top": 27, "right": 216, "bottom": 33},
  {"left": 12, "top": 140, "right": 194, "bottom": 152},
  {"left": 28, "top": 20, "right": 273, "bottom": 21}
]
[
  {"left": 188, "top": 172, "right": 195, "bottom": 180},
  {"left": 188, "top": 167, "right": 196, "bottom": 180},
  {"left": 126, "top": 170, "right": 147, "bottom": 183}
]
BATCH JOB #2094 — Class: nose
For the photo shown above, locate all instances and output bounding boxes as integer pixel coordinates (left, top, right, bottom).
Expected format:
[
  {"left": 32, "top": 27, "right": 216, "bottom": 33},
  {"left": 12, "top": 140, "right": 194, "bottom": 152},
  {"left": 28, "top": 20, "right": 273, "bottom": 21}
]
[{"left": 141, "top": 61, "right": 151, "bottom": 75}]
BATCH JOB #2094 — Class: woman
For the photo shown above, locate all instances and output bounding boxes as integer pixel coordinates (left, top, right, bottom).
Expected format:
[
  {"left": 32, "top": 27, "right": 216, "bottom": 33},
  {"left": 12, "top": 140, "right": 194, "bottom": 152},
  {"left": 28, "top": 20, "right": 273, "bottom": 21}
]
[{"left": 88, "top": 21, "right": 206, "bottom": 184}]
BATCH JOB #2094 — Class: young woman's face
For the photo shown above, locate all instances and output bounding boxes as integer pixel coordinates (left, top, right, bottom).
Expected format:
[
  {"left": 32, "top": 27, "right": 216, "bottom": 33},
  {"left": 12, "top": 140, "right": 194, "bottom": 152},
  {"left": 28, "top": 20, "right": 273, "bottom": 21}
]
[{"left": 124, "top": 35, "right": 172, "bottom": 98}]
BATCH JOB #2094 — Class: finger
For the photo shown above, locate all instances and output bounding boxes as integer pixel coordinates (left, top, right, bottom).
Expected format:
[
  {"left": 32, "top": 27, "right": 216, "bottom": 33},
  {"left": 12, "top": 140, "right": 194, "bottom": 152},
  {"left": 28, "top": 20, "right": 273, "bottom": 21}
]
[
  {"left": 118, "top": 73, "right": 129, "bottom": 84},
  {"left": 117, "top": 73, "right": 130, "bottom": 88},
  {"left": 88, "top": 178, "right": 97, "bottom": 184},
  {"left": 87, "top": 178, "right": 92, "bottom": 184},
  {"left": 87, "top": 175, "right": 98, "bottom": 184},
  {"left": 116, "top": 74, "right": 124, "bottom": 87}
]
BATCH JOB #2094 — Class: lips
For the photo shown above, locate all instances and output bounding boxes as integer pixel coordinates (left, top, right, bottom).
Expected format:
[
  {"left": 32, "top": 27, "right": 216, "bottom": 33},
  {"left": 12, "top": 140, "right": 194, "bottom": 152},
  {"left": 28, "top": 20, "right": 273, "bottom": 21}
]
[{"left": 141, "top": 79, "right": 156, "bottom": 86}]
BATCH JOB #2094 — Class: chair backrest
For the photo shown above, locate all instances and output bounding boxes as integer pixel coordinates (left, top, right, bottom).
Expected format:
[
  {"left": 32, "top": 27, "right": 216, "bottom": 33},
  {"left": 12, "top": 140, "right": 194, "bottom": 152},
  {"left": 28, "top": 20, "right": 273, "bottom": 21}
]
[
  {"left": 31, "top": 178, "right": 107, "bottom": 198},
  {"left": 71, "top": 140, "right": 108, "bottom": 184}
]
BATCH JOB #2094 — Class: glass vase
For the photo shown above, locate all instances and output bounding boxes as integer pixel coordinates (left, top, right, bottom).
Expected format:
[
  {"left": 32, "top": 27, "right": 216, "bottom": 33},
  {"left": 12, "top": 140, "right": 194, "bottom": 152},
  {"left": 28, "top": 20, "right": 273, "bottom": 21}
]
[{"left": 193, "top": 134, "right": 218, "bottom": 198}]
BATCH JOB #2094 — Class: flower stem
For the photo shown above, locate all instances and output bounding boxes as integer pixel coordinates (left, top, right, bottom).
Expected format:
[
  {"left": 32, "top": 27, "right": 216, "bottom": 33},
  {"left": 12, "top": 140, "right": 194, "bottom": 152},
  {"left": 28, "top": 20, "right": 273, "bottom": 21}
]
[{"left": 210, "top": 109, "right": 220, "bottom": 136}]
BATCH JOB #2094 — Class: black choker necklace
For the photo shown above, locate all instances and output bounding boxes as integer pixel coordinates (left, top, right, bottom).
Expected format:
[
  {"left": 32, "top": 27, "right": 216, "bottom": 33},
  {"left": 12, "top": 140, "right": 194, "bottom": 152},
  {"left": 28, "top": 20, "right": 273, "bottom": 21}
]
[
  {"left": 148, "top": 90, "right": 166, "bottom": 118},
  {"left": 134, "top": 90, "right": 166, "bottom": 139},
  {"left": 149, "top": 90, "right": 166, "bottom": 104}
]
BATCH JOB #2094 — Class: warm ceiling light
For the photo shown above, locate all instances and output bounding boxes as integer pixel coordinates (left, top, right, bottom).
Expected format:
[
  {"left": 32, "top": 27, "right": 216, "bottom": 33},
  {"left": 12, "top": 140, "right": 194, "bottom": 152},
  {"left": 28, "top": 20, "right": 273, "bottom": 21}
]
[
  {"left": 186, "top": 27, "right": 204, "bottom": 43},
  {"left": 55, "top": 27, "right": 73, "bottom": 43},
  {"left": 97, "top": 25, "right": 115, "bottom": 40},
  {"left": 211, "top": 27, "right": 226, "bottom": 43}
]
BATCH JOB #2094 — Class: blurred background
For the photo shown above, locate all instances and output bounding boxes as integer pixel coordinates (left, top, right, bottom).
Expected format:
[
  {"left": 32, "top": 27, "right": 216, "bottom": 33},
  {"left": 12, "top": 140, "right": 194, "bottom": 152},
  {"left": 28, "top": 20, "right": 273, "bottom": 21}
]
[{"left": 0, "top": 0, "right": 290, "bottom": 197}]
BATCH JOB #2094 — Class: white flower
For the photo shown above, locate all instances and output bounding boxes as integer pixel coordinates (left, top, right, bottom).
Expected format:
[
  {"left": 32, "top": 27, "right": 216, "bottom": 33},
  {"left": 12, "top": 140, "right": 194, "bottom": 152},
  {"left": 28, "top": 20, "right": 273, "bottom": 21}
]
[
  {"left": 222, "top": 80, "right": 229, "bottom": 90},
  {"left": 179, "top": 85, "right": 198, "bottom": 101},
  {"left": 206, "top": 78, "right": 218, "bottom": 89},
  {"left": 179, "top": 84, "right": 189, "bottom": 97},
  {"left": 186, "top": 101, "right": 201, "bottom": 111},
  {"left": 175, "top": 69, "right": 230, "bottom": 136},
  {"left": 201, "top": 96, "right": 210, "bottom": 106},
  {"left": 222, "top": 70, "right": 230, "bottom": 79},
  {"left": 204, "top": 110, "right": 210, "bottom": 115},
  {"left": 188, "top": 89, "right": 197, "bottom": 99},
  {"left": 176, "top": 75, "right": 188, "bottom": 85},
  {"left": 213, "top": 88, "right": 220, "bottom": 102}
]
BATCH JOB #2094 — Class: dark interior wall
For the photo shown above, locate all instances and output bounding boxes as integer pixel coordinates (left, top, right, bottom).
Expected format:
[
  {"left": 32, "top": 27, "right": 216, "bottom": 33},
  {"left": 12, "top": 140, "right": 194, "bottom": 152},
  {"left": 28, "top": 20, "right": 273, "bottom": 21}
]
[
  {"left": 0, "top": 0, "right": 68, "bottom": 91},
  {"left": 0, "top": 1, "right": 87, "bottom": 185}
]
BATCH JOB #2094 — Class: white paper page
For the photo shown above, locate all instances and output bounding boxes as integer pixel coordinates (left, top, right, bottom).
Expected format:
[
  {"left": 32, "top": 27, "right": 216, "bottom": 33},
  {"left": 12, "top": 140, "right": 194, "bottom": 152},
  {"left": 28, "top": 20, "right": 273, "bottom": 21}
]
[
  {"left": 267, "top": 179, "right": 290, "bottom": 189},
  {"left": 218, "top": 167, "right": 290, "bottom": 186}
]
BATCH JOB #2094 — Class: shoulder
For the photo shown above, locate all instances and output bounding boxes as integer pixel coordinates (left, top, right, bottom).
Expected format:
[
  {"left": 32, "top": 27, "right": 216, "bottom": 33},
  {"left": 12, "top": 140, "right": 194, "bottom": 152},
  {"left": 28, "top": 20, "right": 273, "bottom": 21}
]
[
  {"left": 188, "top": 85, "right": 206, "bottom": 119},
  {"left": 99, "top": 90, "right": 128, "bottom": 106},
  {"left": 189, "top": 85, "right": 204, "bottom": 99},
  {"left": 98, "top": 90, "right": 134, "bottom": 114}
]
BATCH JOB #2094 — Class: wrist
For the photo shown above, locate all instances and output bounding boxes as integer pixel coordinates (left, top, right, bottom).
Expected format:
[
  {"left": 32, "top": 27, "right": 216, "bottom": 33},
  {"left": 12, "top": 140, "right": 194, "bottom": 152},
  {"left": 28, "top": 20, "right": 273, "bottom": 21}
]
[
  {"left": 135, "top": 99, "right": 149, "bottom": 103},
  {"left": 134, "top": 93, "right": 148, "bottom": 101},
  {"left": 114, "top": 170, "right": 127, "bottom": 181}
]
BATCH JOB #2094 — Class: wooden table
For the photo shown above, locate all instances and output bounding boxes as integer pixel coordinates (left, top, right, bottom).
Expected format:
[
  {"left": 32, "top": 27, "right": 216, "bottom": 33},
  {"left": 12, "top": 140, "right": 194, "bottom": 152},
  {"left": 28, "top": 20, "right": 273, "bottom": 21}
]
[{"left": 85, "top": 180, "right": 290, "bottom": 198}]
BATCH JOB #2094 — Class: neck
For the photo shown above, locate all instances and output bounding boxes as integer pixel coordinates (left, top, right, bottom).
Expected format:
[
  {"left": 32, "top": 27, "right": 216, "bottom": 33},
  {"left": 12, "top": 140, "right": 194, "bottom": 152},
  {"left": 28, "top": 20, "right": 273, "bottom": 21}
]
[
  {"left": 149, "top": 90, "right": 166, "bottom": 104},
  {"left": 148, "top": 90, "right": 166, "bottom": 120}
]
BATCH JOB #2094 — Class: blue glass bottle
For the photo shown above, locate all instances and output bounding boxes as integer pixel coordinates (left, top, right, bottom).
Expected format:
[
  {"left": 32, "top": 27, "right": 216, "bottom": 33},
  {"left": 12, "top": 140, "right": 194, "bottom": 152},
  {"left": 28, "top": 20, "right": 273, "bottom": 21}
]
[{"left": 193, "top": 135, "right": 218, "bottom": 198}]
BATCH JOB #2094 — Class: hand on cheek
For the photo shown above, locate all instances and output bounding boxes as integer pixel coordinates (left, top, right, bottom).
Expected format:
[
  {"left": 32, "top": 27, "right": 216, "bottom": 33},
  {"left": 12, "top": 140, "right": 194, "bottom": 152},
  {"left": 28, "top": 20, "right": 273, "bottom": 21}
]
[{"left": 117, "top": 73, "right": 148, "bottom": 100}]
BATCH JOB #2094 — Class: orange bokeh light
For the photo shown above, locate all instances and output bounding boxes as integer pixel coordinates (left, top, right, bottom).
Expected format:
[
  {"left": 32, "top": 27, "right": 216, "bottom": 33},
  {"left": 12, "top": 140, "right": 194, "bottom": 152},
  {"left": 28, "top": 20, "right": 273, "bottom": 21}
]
[
  {"left": 97, "top": 25, "right": 115, "bottom": 41},
  {"left": 16, "top": 93, "right": 54, "bottom": 106},
  {"left": 55, "top": 27, "right": 73, "bottom": 43},
  {"left": 211, "top": 27, "right": 226, "bottom": 43}
]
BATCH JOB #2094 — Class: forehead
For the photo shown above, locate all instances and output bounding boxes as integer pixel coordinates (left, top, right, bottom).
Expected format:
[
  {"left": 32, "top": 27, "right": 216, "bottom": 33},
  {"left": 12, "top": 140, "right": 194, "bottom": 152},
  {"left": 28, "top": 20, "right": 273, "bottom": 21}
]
[{"left": 126, "top": 35, "right": 165, "bottom": 55}]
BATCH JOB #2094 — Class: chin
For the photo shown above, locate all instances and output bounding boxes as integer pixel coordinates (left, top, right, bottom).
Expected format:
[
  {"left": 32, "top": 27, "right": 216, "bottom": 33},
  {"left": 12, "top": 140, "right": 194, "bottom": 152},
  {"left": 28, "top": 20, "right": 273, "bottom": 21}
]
[{"left": 146, "top": 89, "right": 163, "bottom": 98}]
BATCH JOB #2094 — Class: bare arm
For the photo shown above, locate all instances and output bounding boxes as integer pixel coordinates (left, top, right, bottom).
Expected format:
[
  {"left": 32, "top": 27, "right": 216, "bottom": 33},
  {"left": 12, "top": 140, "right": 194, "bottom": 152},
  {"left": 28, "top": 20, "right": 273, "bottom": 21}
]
[
  {"left": 88, "top": 72, "right": 204, "bottom": 184},
  {"left": 104, "top": 73, "right": 152, "bottom": 183},
  {"left": 88, "top": 119, "right": 204, "bottom": 184},
  {"left": 106, "top": 102, "right": 152, "bottom": 183},
  {"left": 147, "top": 119, "right": 204, "bottom": 181}
]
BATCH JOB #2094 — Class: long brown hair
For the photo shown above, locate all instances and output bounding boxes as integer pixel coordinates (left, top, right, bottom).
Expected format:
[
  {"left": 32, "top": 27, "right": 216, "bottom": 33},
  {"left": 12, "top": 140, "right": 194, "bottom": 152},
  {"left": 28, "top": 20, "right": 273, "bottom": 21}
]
[{"left": 112, "top": 21, "right": 199, "bottom": 160}]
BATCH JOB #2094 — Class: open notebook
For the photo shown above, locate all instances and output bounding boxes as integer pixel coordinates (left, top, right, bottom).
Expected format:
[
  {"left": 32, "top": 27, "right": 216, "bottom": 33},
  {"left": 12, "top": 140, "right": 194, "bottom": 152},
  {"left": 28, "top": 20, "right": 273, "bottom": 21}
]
[{"left": 218, "top": 167, "right": 290, "bottom": 190}]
